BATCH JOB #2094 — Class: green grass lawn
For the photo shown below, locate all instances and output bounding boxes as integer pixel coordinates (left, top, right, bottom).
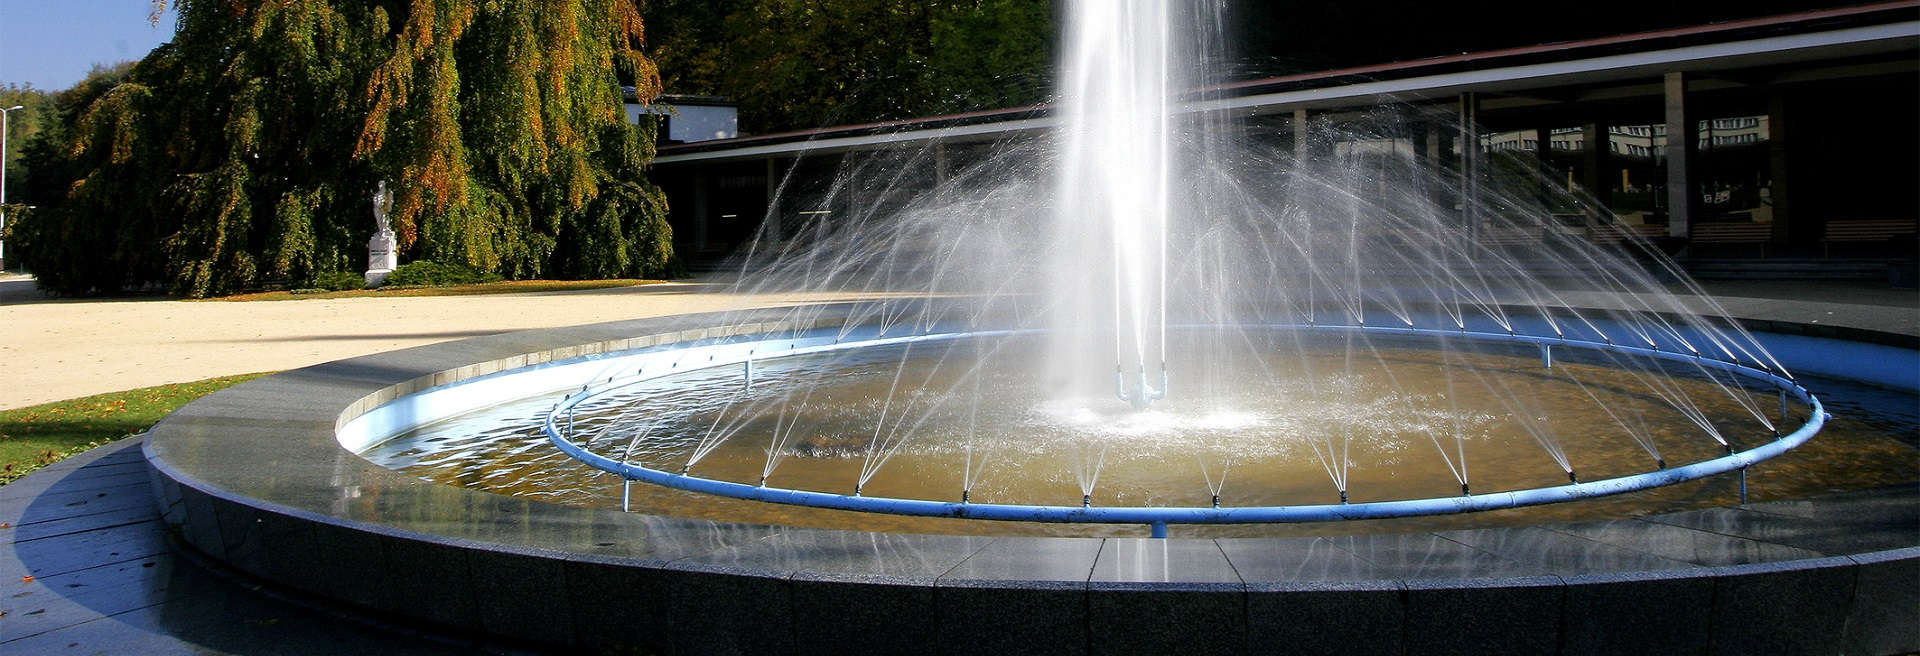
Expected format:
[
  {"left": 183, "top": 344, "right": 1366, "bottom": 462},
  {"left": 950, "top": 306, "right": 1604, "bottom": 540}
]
[{"left": 0, "top": 373, "right": 271, "bottom": 484}]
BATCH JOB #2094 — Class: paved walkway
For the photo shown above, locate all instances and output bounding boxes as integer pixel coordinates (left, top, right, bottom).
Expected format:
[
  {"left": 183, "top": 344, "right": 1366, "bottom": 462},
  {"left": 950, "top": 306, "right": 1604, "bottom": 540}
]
[{"left": 0, "top": 274, "right": 874, "bottom": 410}]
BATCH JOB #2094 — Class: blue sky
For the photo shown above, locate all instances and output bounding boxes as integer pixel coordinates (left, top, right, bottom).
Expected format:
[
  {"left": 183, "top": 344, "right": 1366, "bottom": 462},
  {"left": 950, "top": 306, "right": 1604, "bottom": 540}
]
[{"left": 1, "top": 0, "right": 178, "bottom": 90}]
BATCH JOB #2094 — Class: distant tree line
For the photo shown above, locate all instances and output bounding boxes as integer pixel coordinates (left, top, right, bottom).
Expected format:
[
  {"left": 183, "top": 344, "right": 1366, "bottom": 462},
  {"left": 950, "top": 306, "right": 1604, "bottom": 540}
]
[
  {"left": 1227, "top": 1, "right": 1877, "bottom": 80},
  {"left": 641, "top": 0, "right": 1057, "bottom": 134},
  {"left": 3, "top": 0, "right": 675, "bottom": 297}
]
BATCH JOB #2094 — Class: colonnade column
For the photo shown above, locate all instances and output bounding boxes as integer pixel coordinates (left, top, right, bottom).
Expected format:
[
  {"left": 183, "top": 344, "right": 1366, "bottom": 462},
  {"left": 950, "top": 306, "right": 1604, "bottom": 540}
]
[
  {"left": 1767, "top": 92, "right": 1795, "bottom": 244},
  {"left": 692, "top": 170, "right": 710, "bottom": 253},
  {"left": 764, "top": 158, "right": 783, "bottom": 243},
  {"left": 1534, "top": 125, "right": 1555, "bottom": 215},
  {"left": 1580, "top": 122, "right": 1612, "bottom": 211},
  {"left": 1663, "top": 71, "right": 1697, "bottom": 239}
]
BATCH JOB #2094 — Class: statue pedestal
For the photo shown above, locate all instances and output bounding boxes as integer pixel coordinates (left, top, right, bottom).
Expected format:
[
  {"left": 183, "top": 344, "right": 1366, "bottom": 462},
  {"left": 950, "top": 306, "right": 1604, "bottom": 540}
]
[{"left": 365, "top": 230, "right": 398, "bottom": 286}]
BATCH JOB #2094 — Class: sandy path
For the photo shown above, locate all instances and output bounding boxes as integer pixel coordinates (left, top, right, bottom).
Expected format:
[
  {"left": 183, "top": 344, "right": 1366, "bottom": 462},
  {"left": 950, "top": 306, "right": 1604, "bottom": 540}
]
[
  {"left": 5, "top": 271, "right": 1910, "bottom": 411},
  {"left": 0, "top": 275, "right": 869, "bottom": 409}
]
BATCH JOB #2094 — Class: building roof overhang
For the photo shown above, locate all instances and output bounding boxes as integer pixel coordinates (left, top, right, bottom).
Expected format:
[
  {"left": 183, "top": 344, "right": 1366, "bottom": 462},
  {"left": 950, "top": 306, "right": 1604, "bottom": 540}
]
[{"left": 654, "top": 1, "right": 1919, "bottom": 166}]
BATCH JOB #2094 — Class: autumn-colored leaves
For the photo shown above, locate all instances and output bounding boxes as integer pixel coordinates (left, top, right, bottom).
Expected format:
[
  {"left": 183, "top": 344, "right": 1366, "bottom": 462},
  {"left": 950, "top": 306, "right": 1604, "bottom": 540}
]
[{"left": 12, "top": 1, "right": 675, "bottom": 297}]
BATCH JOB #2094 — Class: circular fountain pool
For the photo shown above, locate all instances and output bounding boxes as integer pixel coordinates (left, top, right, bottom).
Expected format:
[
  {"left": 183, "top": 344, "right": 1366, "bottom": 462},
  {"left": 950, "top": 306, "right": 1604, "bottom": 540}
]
[{"left": 356, "top": 317, "right": 1912, "bottom": 538}]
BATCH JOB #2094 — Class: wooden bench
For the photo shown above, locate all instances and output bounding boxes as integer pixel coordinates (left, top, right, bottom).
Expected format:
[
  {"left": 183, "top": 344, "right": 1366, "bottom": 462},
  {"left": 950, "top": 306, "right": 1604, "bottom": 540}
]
[
  {"left": 1823, "top": 219, "right": 1919, "bottom": 257},
  {"left": 1587, "top": 222, "right": 1665, "bottom": 247},
  {"left": 1692, "top": 222, "right": 1773, "bottom": 257}
]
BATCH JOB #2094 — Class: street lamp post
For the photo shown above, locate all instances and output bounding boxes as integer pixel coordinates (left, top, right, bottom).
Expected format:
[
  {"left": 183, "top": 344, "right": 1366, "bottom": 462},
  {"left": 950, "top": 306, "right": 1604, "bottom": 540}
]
[{"left": 1, "top": 104, "right": 23, "bottom": 273}]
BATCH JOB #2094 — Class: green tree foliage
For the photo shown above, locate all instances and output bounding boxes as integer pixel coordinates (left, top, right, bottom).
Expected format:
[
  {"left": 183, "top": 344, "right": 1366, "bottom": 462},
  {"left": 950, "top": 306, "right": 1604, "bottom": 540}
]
[
  {"left": 644, "top": 0, "right": 1054, "bottom": 134},
  {"left": 3, "top": 65, "right": 142, "bottom": 291},
  {"left": 7, "top": 0, "right": 674, "bottom": 297},
  {"left": 1, "top": 82, "right": 68, "bottom": 206}
]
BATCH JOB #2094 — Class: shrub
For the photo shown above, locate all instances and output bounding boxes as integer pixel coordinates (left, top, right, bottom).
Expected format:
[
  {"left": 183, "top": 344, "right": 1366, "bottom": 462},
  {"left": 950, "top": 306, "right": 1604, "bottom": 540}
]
[
  {"left": 381, "top": 260, "right": 502, "bottom": 287},
  {"left": 307, "top": 270, "right": 366, "bottom": 291}
]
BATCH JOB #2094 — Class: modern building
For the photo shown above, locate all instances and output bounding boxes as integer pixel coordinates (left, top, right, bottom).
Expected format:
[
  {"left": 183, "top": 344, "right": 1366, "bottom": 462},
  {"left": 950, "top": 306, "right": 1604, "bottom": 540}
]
[
  {"left": 624, "top": 90, "right": 739, "bottom": 145},
  {"left": 646, "top": 2, "right": 1919, "bottom": 277}
]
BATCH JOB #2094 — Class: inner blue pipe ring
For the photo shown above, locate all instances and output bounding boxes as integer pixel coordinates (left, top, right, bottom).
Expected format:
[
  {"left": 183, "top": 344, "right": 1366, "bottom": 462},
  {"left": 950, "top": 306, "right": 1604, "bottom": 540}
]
[{"left": 544, "top": 325, "right": 1823, "bottom": 526}]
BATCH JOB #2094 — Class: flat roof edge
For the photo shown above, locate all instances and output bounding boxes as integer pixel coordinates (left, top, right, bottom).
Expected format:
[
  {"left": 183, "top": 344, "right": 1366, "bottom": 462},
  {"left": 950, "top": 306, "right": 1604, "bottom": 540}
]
[{"left": 655, "top": 17, "right": 1919, "bottom": 166}]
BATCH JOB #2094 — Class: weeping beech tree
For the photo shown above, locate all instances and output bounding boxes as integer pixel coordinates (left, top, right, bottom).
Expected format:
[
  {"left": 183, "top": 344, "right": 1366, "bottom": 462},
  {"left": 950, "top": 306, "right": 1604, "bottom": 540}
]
[{"left": 10, "top": 0, "right": 673, "bottom": 296}]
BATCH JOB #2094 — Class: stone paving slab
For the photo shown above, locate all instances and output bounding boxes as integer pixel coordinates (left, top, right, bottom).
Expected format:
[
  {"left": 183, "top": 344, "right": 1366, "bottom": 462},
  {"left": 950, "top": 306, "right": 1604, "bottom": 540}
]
[
  {"left": 9, "top": 503, "right": 155, "bottom": 542},
  {"left": 0, "top": 480, "right": 157, "bottom": 528},
  {"left": 0, "top": 468, "right": 152, "bottom": 502},
  {"left": 1, "top": 553, "right": 189, "bottom": 643}
]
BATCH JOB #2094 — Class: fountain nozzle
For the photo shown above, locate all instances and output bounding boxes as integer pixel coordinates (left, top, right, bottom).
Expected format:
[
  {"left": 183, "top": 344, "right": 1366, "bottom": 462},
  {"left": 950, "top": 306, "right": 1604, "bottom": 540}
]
[
  {"left": 1082, "top": 494, "right": 1092, "bottom": 508},
  {"left": 1212, "top": 494, "right": 1220, "bottom": 508},
  {"left": 1115, "top": 365, "right": 1169, "bottom": 411},
  {"left": 1339, "top": 489, "right": 1349, "bottom": 504}
]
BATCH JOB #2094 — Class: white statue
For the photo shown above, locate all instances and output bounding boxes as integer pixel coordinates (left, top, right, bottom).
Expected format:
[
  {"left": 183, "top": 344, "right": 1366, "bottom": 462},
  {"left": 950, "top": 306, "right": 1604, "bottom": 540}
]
[
  {"left": 372, "top": 180, "right": 393, "bottom": 234},
  {"left": 366, "top": 180, "right": 398, "bottom": 286}
]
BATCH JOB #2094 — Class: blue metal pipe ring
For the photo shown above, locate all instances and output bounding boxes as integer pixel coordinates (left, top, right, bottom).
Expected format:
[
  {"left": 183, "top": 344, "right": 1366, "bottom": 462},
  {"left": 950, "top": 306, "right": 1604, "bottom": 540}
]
[{"left": 544, "top": 324, "right": 1824, "bottom": 527}]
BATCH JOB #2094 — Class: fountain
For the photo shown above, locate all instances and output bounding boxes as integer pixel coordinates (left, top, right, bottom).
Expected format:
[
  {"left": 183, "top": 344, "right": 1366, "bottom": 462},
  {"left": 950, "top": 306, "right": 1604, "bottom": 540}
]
[
  {"left": 336, "top": 2, "right": 1879, "bottom": 538},
  {"left": 141, "top": 2, "right": 1919, "bottom": 652},
  {"left": 363, "top": 0, "right": 1840, "bottom": 536}
]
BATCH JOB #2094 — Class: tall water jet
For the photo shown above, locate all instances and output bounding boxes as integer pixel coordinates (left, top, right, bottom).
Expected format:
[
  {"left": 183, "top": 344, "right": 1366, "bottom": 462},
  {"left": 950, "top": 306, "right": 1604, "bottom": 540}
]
[{"left": 1051, "top": 0, "right": 1177, "bottom": 410}]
